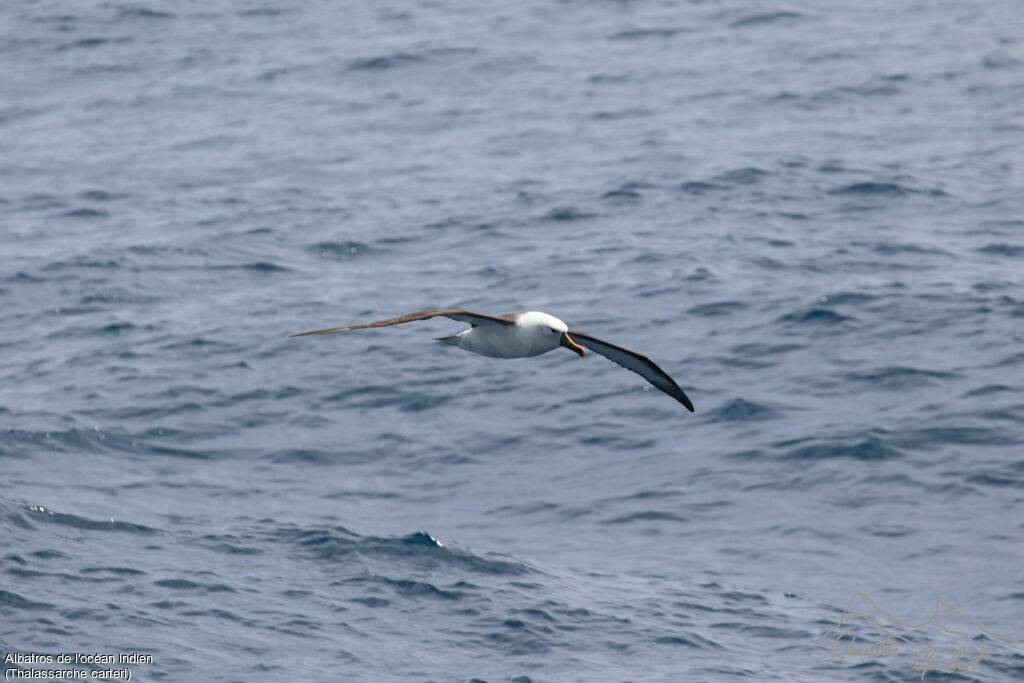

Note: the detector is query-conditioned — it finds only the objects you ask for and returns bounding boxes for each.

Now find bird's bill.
[560,332,586,357]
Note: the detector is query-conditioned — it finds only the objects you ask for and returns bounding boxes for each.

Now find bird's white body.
[439,311,567,358]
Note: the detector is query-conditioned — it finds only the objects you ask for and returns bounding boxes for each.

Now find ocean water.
[2,1,1023,681]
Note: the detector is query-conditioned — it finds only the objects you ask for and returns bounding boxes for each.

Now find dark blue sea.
[2,2,1023,681]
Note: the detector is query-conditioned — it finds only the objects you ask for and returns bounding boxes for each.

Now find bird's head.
[519,311,585,357]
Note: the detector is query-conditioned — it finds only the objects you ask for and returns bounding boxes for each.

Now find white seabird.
[292,309,694,411]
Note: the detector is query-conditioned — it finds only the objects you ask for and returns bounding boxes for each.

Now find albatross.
[292,309,694,411]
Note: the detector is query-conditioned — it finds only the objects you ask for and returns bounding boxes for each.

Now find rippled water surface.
[2,1,1023,681]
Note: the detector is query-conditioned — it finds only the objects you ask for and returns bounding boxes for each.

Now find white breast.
[448,314,563,359]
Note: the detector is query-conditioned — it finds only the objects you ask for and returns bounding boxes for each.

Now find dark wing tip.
[570,329,695,412]
[661,379,694,412]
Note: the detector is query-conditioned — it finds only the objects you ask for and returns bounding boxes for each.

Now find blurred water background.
[2,1,1023,681]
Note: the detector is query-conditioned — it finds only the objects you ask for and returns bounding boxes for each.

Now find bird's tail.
[436,335,460,346]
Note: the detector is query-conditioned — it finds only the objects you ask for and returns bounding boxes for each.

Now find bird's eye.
[549,328,558,333]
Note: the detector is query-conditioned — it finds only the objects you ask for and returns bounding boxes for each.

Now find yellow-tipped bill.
[560,332,586,357]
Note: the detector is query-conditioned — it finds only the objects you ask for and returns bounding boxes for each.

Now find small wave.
[178,607,248,623]
[159,336,232,351]
[212,261,290,273]
[749,256,785,270]
[350,596,389,608]
[274,526,530,576]
[237,8,294,17]
[590,108,652,121]
[80,566,146,576]
[3,425,207,461]
[192,534,265,556]
[42,256,122,271]
[309,240,372,259]
[728,342,804,359]
[977,243,1024,258]
[962,384,1013,398]
[892,426,1021,449]
[862,524,914,538]
[320,384,453,413]
[705,398,778,422]
[61,207,109,219]
[679,180,723,194]
[600,189,642,202]
[268,448,343,465]
[870,241,951,256]
[816,291,878,306]
[587,73,631,85]
[600,186,644,202]
[152,577,234,593]
[348,53,424,71]
[982,51,1020,69]
[78,190,128,202]
[651,633,718,648]
[601,510,688,525]
[20,193,68,211]
[44,320,144,340]
[346,574,462,601]
[775,434,902,461]
[713,167,769,186]
[57,37,127,51]
[542,206,596,221]
[1,428,112,458]
[605,489,683,504]
[991,351,1024,368]
[225,386,302,404]
[817,160,847,173]
[25,506,159,535]
[0,590,54,611]
[154,578,201,590]
[965,473,1023,489]
[730,11,804,28]
[1,499,34,530]
[687,301,745,317]
[5,271,44,283]
[152,385,219,401]
[813,82,905,102]
[833,181,907,196]
[101,321,135,335]
[829,182,948,197]
[608,27,690,40]
[844,366,956,388]
[486,500,559,517]
[118,8,175,19]
[778,307,853,324]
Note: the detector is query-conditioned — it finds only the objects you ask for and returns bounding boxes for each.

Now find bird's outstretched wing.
[567,330,694,411]
[292,308,516,337]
